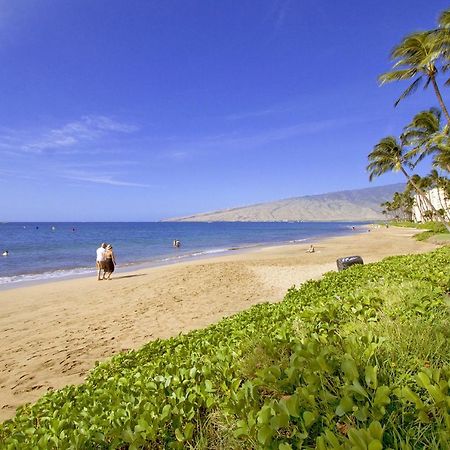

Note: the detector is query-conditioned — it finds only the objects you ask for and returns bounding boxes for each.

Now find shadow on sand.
[110,273,147,280]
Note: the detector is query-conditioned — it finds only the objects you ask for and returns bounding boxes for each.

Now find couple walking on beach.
[96,243,116,280]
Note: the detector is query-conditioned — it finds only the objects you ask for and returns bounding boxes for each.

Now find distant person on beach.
[306,244,315,253]
[103,244,116,280]
[173,240,181,248]
[96,243,107,281]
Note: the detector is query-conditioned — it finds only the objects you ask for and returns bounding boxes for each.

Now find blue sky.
[0,0,449,221]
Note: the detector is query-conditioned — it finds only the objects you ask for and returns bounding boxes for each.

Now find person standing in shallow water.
[96,243,107,280]
[103,244,116,280]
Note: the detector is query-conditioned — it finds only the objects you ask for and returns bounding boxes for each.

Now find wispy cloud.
[62,170,153,188]
[0,115,138,154]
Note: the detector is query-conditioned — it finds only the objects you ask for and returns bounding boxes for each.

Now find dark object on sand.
[336,256,363,271]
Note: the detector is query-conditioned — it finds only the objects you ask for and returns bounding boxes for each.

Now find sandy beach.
[0,226,439,422]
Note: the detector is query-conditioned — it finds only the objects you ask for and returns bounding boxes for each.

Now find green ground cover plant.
[390,221,449,241]
[1,247,449,449]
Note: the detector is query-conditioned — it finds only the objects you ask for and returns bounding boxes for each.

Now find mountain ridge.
[163,183,405,222]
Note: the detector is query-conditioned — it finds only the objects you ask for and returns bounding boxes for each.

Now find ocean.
[0,221,367,286]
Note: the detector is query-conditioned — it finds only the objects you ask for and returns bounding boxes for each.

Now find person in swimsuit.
[103,244,116,280]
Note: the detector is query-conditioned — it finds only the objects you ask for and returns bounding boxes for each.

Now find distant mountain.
[164,184,405,222]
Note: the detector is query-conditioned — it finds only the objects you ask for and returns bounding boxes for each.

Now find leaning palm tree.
[428,169,450,220]
[434,10,450,70]
[402,108,441,159]
[433,143,450,172]
[404,178,426,221]
[367,136,450,231]
[402,108,450,173]
[379,31,450,125]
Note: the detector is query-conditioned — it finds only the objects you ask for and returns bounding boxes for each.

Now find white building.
[412,187,450,222]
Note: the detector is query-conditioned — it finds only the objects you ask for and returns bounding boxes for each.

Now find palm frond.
[441,62,450,73]
[378,69,417,85]
[439,10,450,29]
[394,77,422,106]
[367,136,405,181]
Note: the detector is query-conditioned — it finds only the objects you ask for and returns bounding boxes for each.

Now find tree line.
[367,9,450,231]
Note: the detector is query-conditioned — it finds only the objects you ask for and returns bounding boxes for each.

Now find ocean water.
[0,222,366,286]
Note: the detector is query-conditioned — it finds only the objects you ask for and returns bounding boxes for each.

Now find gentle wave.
[0,246,243,286]
[0,267,95,285]
[0,241,300,286]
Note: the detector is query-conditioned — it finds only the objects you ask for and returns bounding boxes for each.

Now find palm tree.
[402,108,450,173]
[379,31,450,125]
[402,108,441,159]
[367,136,450,231]
[428,169,450,220]
[434,10,450,71]
[406,176,426,221]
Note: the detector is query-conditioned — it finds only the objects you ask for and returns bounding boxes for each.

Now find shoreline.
[0,226,437,422]
[0,226,367,291]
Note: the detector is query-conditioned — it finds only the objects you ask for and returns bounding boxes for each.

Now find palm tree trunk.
[436,184,446,218]
[401,167,450,231]
[431,76,450,126]
[438,186,450,221]
[418,196,427,221]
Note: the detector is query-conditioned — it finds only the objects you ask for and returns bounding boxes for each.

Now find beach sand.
[0,226,439,422]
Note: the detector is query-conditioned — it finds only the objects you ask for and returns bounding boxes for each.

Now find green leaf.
[368,440,383,450]
[184,422,194,440]
[349,380,368,398]
[374,386,390,407]
[279,444,293,450]
[416,372,431,388]
[257,405,273,425]
[232,422,249,438]
[324,429,341,447]
[398,386,423,408]
[365,365,378,390]
[270,412,289,430]
[303,411,316,428]
[285,394,300,418]
[425,384,445,403]
[206,396,215,408]
[175,428,184,442]
[354,404,369,421]
[336,396,354,416]
[204,379,215,393]
[257,425,273,445]
[348,428,368,448]
[342,358,359,381]
[418,410,431,424]
[368,421,384,440]
[160,404,172,421]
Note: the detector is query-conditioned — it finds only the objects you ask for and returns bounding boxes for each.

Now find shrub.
[1,248,449,449]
